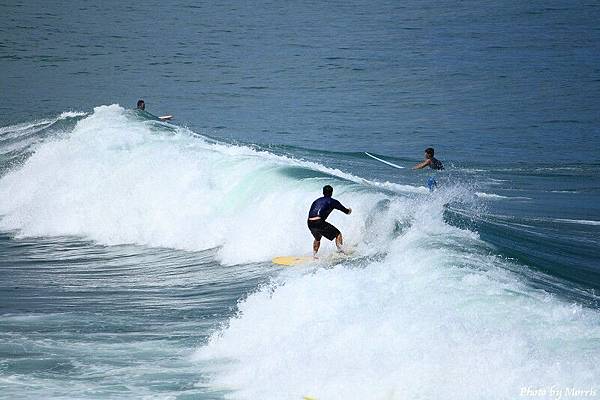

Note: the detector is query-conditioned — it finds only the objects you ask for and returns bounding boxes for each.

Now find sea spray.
[195,193,600,400]
[0,105,403,264]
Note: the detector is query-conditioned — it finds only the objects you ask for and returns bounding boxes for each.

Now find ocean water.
[1,1,600,399]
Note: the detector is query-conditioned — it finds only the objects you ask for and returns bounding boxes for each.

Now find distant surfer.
[413,147,444,191]
[307,185,352,256]
[136,99,172,121]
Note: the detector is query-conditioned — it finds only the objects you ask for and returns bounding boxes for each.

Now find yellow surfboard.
[272,249,356,267]
[271,256,316,266]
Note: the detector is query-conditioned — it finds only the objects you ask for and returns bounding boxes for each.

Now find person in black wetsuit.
[307,185,352,256]
[413,147,444,191]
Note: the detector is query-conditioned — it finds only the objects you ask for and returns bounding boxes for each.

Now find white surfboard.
[364,152,405,169]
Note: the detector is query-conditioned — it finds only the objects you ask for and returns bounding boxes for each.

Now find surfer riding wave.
[307,185,352,256]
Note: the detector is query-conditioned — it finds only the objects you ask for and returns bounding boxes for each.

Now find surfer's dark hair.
[137,99,145,109]
[323,185,333,197]
[425,147,435,156]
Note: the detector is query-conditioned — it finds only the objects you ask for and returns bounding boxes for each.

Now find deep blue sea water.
[1,1,600,399]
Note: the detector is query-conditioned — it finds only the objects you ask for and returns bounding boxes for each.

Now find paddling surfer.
[136,99,172,121]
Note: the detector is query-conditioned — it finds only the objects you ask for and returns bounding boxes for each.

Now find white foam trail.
[554,219,600,226]
[476,192,532,200]
[460,168,487,173]
[0,120,52,136]
[476,192,508,199]
[0,110,86,137]
[0,111,88,157]
[195,197,600,399]
[58,111,87,119]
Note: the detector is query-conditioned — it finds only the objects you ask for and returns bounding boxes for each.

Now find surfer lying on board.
[413,147,444,191]
[307,185,352,256]
[136,99,173,121]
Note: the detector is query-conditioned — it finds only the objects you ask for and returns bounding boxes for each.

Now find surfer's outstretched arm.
[413,159,431,169]
[333,200,352,214]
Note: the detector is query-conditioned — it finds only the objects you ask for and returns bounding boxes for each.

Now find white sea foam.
[0,105,399,264]
[58,111,88,119]
[476,192,532,200]
[554,219,600,226]
[476,192,509,199]
[0,110,86,137]
[0,120,51,136]
[0,111,88,158]
[195,196,600,399]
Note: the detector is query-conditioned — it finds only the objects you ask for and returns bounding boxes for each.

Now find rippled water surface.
[1,1,599,399]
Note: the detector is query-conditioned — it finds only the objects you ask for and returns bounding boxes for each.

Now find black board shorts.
[307,219,340,241]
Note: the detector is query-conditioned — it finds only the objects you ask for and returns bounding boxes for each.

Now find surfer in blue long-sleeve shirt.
[307,185,352,256]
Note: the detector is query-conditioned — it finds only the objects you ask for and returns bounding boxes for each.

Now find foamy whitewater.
[1,106,598,399]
